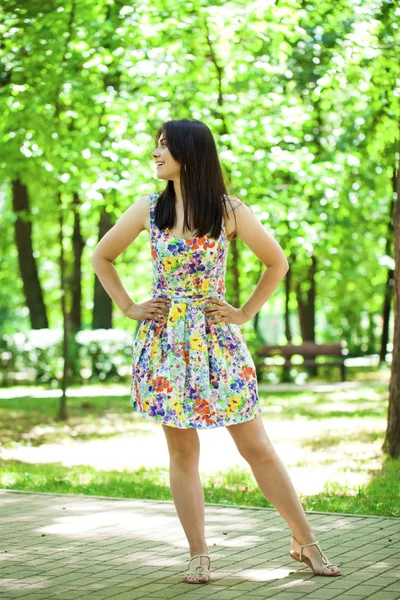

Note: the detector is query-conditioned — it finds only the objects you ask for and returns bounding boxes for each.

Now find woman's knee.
[240,443,278,464]
[162,424,200,464]
[226,417,277,463]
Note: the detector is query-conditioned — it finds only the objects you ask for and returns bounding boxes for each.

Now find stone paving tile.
[366,595,400,600]
[1,489,400,600]
[44,593,85,599]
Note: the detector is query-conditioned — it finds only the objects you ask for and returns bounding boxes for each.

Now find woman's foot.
[183,554,211,583]
[290,535,341,576]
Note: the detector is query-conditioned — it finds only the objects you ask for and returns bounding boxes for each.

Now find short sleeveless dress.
[129,191,262,429]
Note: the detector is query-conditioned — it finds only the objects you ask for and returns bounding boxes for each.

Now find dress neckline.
[165,227,212,243]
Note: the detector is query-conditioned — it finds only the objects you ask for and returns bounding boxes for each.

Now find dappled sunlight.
[273,386,385,405]
[213,535,266,547]
[0,412,154,447]
[307,401,382,414]
[40,509,180,536]
[269,576,316,589]
[352,369,391,384]
[1,488,398,597]
[0,383,392,504]
[270,418,385,494]
[0,431,167,472]
[233,567,297,581]
[289,465,373,495]
[0,384,130,400]
[262,386,387,420]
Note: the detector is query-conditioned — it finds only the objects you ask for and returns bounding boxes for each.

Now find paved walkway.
[0,490,399,600]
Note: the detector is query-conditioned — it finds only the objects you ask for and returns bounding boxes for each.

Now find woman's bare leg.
[226,415,340,574]
[162,424,209,563]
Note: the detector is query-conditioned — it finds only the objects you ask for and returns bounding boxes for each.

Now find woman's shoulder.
[136,191,160,208]
[224,194,247,215]
[223,195,248,241]
[140,191,159,199]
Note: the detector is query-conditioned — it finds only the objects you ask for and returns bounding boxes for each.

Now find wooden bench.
[254,341,348,382]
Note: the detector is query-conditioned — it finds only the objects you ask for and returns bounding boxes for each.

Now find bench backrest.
[257,341,347,358]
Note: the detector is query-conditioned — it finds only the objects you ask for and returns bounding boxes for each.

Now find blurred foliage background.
[0,0,398,386]
[1,0,400,509]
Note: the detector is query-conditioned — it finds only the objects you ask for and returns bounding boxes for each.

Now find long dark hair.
[153,118,239,241]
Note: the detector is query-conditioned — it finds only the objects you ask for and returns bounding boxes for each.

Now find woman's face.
[152,135,181,180]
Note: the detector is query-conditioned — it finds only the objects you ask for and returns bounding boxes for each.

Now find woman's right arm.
[90,194,149,315]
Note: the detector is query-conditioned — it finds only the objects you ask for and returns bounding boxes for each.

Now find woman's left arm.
[232,201,289,321]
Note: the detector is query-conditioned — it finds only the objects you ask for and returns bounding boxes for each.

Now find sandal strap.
[186,554,211,579]
[304,542,329,564]
[292,537,329,562]
[302,541,327,562]
[293,537,321,549]
[291,536,338,574]
[190,554,210,560]
[188,554,211,572]
[299,540,320,548]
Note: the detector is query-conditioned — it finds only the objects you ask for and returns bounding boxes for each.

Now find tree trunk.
[229,236,240,309]
[92,208,113,329]
[281,255,295,382]
[380,191,395,364]
[296,254,317,342]
[295,255,317,378]
[383,149,400,457]
[285,255,294,343]
[12,179,48,329]
[70,191,84,333]
[379,268,393,363]
[57,191,69,421]
[368,312,377,355]
[253,259,264,337]
[67,191,85,382]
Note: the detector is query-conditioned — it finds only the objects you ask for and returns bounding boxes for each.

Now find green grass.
[1,455,399,517]
[0,393,148,446]
[0,377,399,517]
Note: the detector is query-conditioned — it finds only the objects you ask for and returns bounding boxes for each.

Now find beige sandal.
[290,536,341,576]
[183,554,211,583]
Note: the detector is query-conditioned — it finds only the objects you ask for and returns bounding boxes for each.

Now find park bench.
[254,341,348,382]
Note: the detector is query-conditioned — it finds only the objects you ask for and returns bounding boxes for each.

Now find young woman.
[91,118,341,584]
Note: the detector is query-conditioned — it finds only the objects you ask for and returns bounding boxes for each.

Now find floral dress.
[130,191,262,429]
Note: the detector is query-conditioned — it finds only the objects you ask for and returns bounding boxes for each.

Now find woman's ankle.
[292,528,317,545]
[189,546,209,557]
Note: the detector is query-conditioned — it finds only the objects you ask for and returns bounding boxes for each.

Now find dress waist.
[151,290,224,307]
